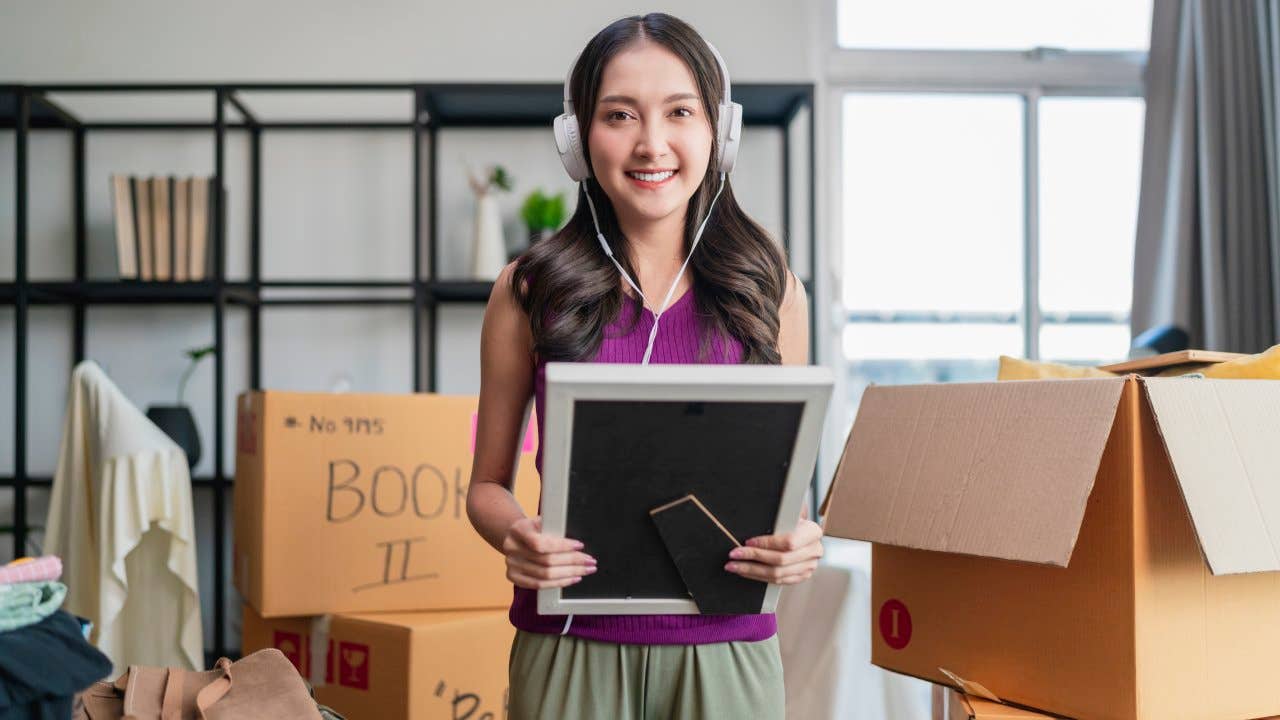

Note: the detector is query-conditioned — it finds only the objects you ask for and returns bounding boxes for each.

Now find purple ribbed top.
[508,286,778,645]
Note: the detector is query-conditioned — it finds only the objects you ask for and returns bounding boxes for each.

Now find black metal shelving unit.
[2,81,817,661]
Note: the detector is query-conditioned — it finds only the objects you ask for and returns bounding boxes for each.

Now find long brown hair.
[511,13,788,364]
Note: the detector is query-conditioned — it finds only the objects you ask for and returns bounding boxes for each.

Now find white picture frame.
[537,362,833,616]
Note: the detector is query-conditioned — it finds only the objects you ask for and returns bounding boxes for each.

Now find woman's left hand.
[725,518,824,585]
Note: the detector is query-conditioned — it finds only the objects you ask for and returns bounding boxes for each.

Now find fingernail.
[585,557,597,566]
[571,576,583,583]
[724,562,737,572]
[728,548,745,559]
[585,566,598,574]
[571,541,584,550]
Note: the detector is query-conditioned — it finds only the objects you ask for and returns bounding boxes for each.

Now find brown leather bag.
[75,648,321,720]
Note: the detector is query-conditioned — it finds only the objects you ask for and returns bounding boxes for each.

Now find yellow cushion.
[997,355,1119,381]
[1202,344,1280,379]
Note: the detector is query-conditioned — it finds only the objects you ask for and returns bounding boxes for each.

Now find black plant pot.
[147,404,201,470]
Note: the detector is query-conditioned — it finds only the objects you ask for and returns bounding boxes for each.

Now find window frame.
[828,43,1146,361]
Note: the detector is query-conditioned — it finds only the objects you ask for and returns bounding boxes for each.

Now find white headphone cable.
[583,171,728,364]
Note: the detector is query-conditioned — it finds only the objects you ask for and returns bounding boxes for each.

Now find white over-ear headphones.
[552,40,743,181]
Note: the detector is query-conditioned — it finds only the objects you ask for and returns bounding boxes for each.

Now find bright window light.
[838,0,1154,51]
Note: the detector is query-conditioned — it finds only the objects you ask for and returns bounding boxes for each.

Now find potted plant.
[146,344,215,469]
[520,189,567,247]
[467,164,513,280]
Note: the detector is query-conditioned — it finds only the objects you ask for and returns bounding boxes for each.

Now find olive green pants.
[507,630,785,720]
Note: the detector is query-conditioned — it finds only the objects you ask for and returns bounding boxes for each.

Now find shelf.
[15,280,432,306]
[3,82,814,129]
[428,280,494,302]
[420,82,811,127]
[0,90,77,130]
[25,281,258,305]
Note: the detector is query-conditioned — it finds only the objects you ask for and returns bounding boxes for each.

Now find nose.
[634,117,671,160]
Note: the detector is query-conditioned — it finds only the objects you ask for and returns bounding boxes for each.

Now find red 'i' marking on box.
[879,599,913,650]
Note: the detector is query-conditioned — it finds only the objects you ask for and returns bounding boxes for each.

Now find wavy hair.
[511,12,789,364]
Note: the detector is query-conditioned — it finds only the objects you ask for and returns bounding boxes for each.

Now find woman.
[465,12,822,719]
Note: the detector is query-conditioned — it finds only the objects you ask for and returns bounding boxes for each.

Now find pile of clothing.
[0,555,112,719]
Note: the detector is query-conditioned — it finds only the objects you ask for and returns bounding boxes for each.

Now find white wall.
[0,0,829,655]
[0,1,819,83]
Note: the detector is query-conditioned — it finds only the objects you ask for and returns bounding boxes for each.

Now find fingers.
[726,521,824,585]
[502,516,597,590]
[506,568,586,590]
[725,558,819,585]
[508,555,597,580]
[508,518,585,555]
[727,541,823,568]
[743,519,824,552]
[505,550,596,572]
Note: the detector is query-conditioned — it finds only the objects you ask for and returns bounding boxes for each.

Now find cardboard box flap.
[1141,377,1280,575]
[823,378,1126,566]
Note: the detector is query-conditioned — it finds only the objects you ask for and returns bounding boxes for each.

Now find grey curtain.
[1131,0,1280,353]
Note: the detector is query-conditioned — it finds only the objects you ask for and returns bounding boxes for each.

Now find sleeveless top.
[508,286,778,645]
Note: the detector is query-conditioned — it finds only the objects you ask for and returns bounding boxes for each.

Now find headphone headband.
[561,40,733,113]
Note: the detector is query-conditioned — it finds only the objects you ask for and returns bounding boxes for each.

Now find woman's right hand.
[502,516,598,589]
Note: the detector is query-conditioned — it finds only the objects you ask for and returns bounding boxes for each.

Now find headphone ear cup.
[553,113,591,181]
[716,101,744,174]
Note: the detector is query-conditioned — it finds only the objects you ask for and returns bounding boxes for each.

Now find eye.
[605,110,631,121]
[672,107,694,118]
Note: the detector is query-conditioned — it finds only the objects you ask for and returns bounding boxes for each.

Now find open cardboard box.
[823,360,1280,720]
[938,685,1060,719]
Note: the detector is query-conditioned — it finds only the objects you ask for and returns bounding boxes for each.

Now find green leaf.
[541,193,566,228]
[520,190,546,229]
[490,166,513,192]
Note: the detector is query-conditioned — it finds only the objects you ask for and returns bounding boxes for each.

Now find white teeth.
[627,170,675,182]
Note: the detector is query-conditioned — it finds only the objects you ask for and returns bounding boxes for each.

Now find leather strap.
[160,668,184,720]
[194,657,234,717]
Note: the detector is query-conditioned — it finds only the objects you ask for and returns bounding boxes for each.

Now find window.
[838,0,1153,51]
[832,1,1150,412]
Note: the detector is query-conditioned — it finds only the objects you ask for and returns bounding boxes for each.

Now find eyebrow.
[598,92,700,105]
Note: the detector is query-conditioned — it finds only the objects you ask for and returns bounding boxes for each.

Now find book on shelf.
[132,176,153,281]
[109,174,220,282]
[151,176,172,281]
[189,176,209,281]
[109,174,137,279]
[173,177,190,282]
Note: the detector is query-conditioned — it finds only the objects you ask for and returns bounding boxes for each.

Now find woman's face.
[587,41,714,230]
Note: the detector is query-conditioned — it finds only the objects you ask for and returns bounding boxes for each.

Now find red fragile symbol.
[273,631,304,672]
[338,641,370,690]
[879,598,912,650]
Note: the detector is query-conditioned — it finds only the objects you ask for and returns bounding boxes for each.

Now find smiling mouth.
[625,169,678,186]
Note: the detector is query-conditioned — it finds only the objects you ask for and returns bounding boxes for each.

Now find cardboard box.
[242,604,511,720]
[823,375,1280,720]
[937,685,1280,720]
[942,687,1056,719]
[235,391,539,617]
